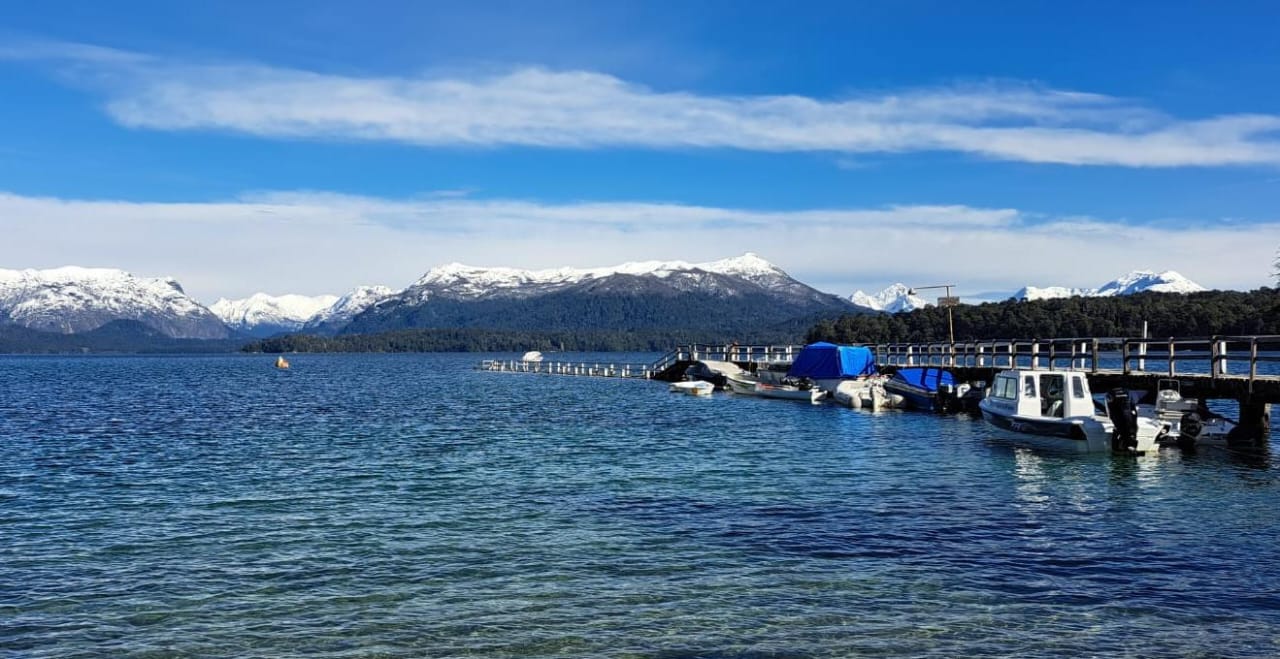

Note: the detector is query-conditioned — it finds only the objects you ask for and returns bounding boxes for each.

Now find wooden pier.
[479,335,1280,433]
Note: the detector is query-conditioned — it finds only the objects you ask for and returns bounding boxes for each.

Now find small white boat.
[521,351,544,363]
[724,372,761,395]
[832,376,903,410]
[669,380,714,397]
[979,368,1161,454]
[275,355,290,370]
[754,381,825,404]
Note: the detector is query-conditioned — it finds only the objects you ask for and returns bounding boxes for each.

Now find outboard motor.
[938,383,956,414]
[1106,388,1137,452]
[1179,412,1203,449]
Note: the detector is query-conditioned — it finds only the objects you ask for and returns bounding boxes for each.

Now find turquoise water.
[3,353,1280,657]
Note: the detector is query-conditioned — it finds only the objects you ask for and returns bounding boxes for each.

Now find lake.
[3,353,1279,657]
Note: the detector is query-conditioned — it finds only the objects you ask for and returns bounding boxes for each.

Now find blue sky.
[1,1,1277,301]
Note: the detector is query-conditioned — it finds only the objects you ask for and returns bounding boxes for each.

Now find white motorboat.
[754,380,825,404]
[669,380,714,397]
[521,351,544,362]
[1135,380,1238,448]
[979,368,1161,454]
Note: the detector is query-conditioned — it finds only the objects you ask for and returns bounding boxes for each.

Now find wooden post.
[1091,338,1099,374]
[1031,340,1039,370]
[1251,339,1259,395]
[1122,340,1131,375]
[1168,337,1176,377]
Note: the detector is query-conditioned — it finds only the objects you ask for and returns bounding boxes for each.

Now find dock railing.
[479,343,806,380]
[876,335,1280,390]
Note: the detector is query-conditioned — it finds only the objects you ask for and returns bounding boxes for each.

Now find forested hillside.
[807,289,1280,344]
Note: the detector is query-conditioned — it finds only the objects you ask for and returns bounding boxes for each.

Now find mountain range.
[0,267,232,339]
[209,286,393,337]
[0,259,1212,349]
[850,270,1206,313]
[341,253,856,336]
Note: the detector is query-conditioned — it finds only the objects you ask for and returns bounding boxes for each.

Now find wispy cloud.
[6,41,1280,167]
[0,190,1272,301]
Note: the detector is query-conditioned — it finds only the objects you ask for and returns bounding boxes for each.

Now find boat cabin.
[987,369,1095,419]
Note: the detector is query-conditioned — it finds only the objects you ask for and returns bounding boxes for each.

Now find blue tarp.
[787,342,878,379]
[890,367,955,392]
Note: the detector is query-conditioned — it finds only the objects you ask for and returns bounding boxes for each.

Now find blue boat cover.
[890,367,955,391]
[787,342,878,379]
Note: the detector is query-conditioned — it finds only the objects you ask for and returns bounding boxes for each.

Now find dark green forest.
[242,327,803,353]
[807,288,1280,344]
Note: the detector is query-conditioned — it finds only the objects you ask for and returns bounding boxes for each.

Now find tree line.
[806,288,1280,345]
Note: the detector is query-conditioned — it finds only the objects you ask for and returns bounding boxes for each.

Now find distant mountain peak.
[1016,269,1205,301]
[849,283,929,313]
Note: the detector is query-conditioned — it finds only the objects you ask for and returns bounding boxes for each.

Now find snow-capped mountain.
[0,266,231,338]
[212,286,395,337]
[403,253,799,301]
[303,285,394,333]
[342,253,857,336]
[1016,270,1205,301]
[849,283,930,313]
[210,293,340,337]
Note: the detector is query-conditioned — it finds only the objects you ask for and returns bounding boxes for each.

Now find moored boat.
[754,380,825,404]
[683,359,746,390]
[786,342,878,393]
[979,368,1161,454]
[724,371,761,395]
[883,367,952,411]
[669,380,714,397]
[1135,380,1240,449]
[832,375,903,410]
[521,351,544,363]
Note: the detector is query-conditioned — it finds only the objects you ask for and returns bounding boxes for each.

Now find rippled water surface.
[3,353,1280,657]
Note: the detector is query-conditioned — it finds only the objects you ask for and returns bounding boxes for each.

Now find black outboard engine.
[1106,388,1137,452]
[937,383,956,414]
[1179,412,1203,449]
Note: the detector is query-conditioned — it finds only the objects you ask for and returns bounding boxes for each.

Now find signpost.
[909,284,959,362]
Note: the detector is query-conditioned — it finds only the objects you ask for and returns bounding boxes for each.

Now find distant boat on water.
[275,355,290,370]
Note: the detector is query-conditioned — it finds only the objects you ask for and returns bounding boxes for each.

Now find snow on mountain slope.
[210,293,339,335]
[1016,270,1205,301]
[849,283,929,313]
[305,285,394,329]
[852,270,1206,311]
[407,252,791,300]
[0,266,231,338]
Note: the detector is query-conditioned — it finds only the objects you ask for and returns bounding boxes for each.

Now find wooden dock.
[479,335,1280,432]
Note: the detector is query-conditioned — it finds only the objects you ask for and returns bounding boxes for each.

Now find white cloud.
[8,41,1280,167]
[0,190,1272,303]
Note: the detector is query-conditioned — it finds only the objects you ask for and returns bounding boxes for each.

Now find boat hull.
[882,380,938,411]
[980,403,1113,452]
[754,382,824,404]
[669,381,714,397]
